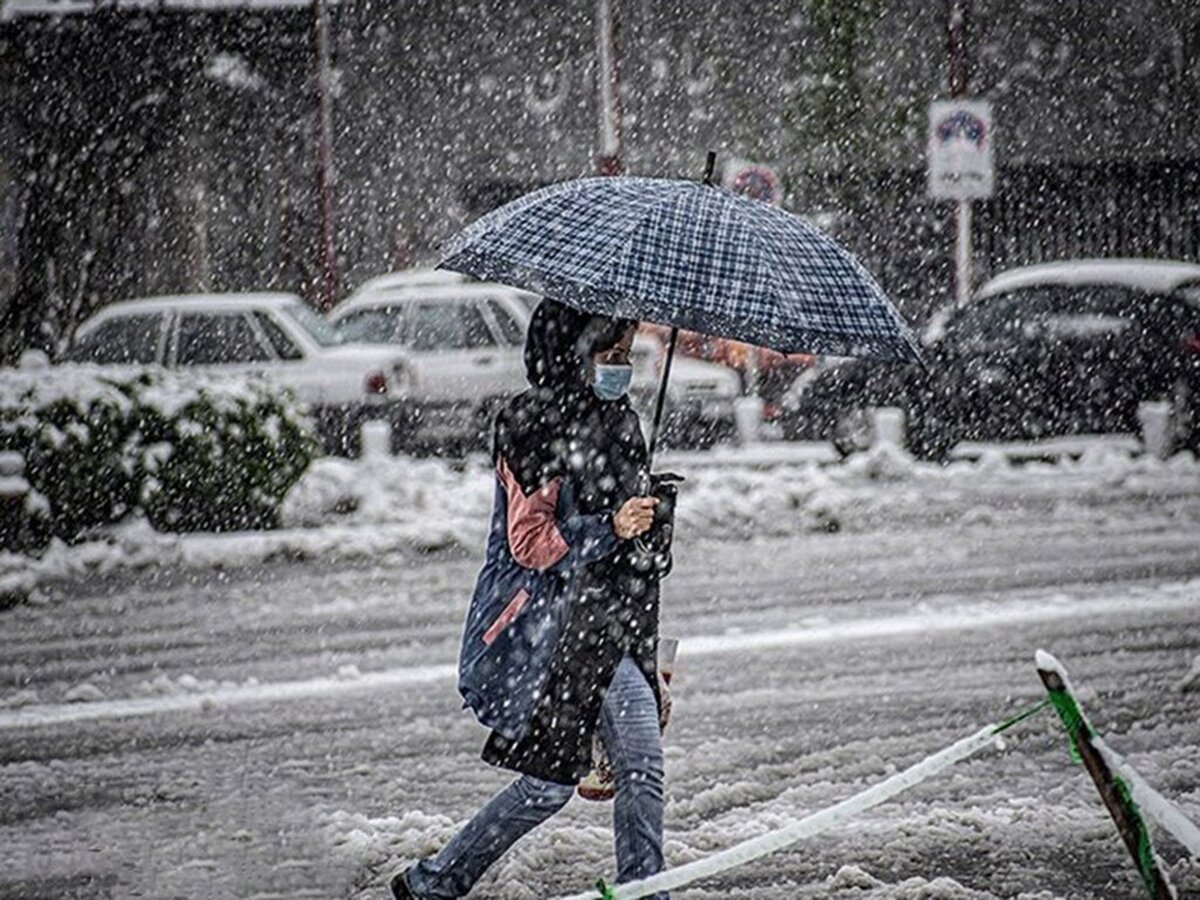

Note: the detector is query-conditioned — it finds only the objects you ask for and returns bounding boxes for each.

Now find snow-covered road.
[1,449,1199,899]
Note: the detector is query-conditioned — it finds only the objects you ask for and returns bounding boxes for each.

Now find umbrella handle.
[645,326,679,473]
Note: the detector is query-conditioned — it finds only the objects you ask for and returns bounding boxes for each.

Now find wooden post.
[312,0,339,312]
[1036,652,1176,899]
[595,0,623,176]
[947,0,971,308]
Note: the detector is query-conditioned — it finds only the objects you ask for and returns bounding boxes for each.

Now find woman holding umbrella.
[393,162,918,898]
[392,299,676,900]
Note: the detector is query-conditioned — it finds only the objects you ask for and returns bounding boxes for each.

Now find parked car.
[330,270,740,451]
[61,293,413,455]
[642,324,814,421]
[329,277,537,451]
[629,333,740,448]
[779,259,1200,458]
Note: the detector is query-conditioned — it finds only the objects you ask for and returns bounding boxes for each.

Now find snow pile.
[280,453,493,543]
[1179,656,1200,694]
[12,514,467,586]
[0,362,139,411]
[134,672,262,698]
[61,682,105,703]
[277,448,892,542]
[323,809,461,886]
[0,688,40,709]
[842,442,917,481]
[0,551,39,601]
[0,361,282,424]
[4,440,1197,596]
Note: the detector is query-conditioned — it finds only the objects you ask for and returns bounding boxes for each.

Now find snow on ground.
[1,441,1199,899]
[281,439,1200,543]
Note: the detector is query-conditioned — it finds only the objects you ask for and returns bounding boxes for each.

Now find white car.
[330,271,740,450]
[62,293,412,454]
[629,334,740,448]
[349,268,467,294]
[329,277,537,450]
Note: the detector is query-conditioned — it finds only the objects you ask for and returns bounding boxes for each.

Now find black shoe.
[389,869,415,900]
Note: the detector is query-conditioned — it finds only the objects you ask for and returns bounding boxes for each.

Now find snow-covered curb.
[4,441,1197,599]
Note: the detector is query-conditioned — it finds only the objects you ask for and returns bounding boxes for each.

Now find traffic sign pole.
[956,198,971,308]
[949,0,968,308]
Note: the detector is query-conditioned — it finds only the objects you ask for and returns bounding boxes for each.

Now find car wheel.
[778,408,802,441]
[907,406,954,462]
[388,411,417,456]
[316,408,361,458]
[686,419,720,450]
[1169,376,1196,452]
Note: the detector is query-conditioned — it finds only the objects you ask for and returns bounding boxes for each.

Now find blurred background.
[1,0,1199,475]
[1,0,1196,356]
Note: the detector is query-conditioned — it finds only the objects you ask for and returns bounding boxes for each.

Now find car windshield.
[283,301,342,347]
[946,285,1147,343]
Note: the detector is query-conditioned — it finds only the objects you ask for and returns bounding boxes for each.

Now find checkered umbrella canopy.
[440,176,921,363]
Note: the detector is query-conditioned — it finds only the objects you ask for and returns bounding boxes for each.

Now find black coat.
[479,300,673,784]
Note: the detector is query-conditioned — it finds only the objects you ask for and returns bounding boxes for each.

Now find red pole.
[948,0,968,98]
[313,0,339,312]
[595,0,623,176]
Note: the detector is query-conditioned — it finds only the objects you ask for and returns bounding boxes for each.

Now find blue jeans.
[407,655,666,899]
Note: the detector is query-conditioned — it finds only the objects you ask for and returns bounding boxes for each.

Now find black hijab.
[495,299,640,499]
[521,299,633,396]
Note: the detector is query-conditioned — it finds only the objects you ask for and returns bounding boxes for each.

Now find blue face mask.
[593,364,633,401]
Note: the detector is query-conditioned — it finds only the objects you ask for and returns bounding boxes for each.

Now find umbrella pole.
[646,326,679,468]
[644,153,714,475]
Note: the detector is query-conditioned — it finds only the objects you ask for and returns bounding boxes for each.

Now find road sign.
[723,159,781,206]
[927,99,993,199]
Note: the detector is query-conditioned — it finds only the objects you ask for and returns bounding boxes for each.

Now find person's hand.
[613,496,658,539]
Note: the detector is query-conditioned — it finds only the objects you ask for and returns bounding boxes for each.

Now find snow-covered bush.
[0,366,316,540]
[0,368,142,541]
[138,378,315,532]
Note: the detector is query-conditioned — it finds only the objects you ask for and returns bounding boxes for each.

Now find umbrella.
[439,153,921,459]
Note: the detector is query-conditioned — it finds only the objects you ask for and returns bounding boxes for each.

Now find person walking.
[391,298,675,900]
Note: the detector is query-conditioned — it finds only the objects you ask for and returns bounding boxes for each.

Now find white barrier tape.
[557,721,1004,900]
[1096,737,1200,860]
